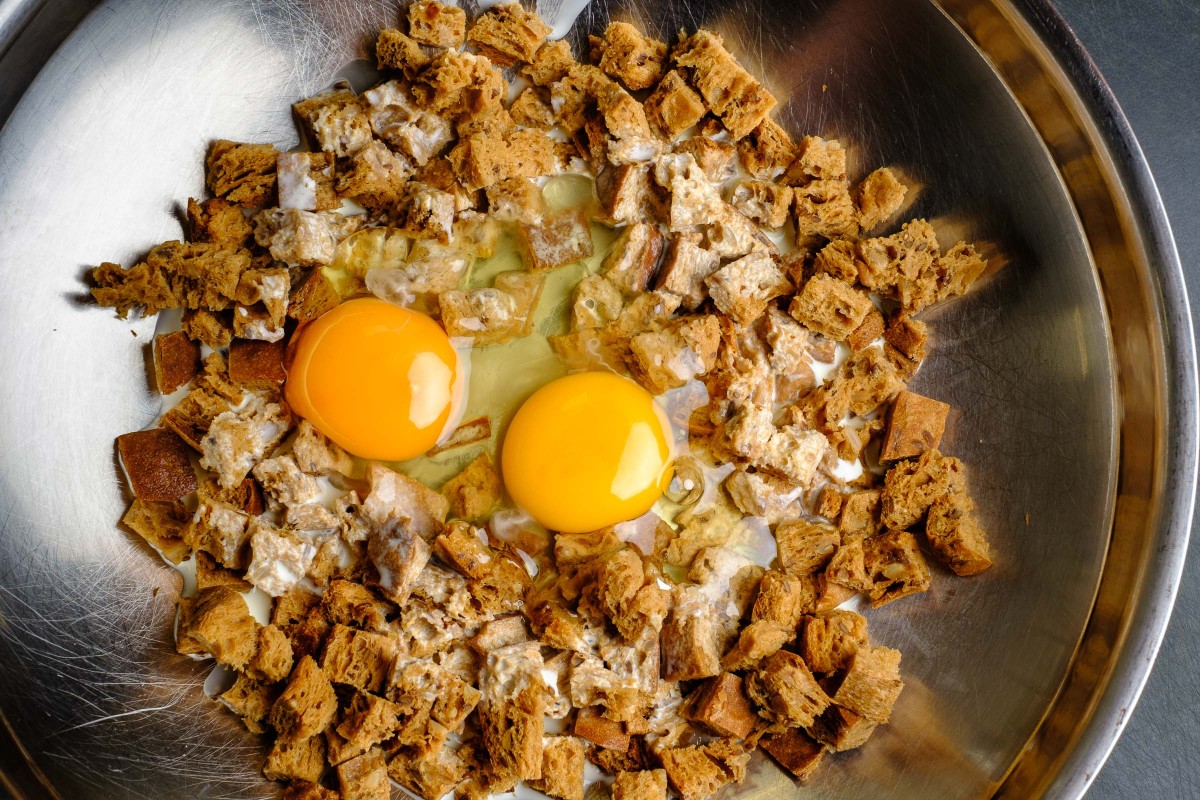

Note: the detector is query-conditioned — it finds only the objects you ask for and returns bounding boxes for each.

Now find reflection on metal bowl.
[0,0,1193,798]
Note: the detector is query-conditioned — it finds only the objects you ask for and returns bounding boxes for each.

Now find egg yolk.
[285,297,461,461]
[501,372,673,533]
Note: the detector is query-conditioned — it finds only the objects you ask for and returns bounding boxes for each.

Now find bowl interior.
[0,0,1117,797]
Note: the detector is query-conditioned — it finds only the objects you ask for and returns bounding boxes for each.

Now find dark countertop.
[1053,1,1200,796]
[0,1,1197,798]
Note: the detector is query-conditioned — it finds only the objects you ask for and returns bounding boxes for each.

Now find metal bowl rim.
[997,1,1198,796]
[0,0,1195,797]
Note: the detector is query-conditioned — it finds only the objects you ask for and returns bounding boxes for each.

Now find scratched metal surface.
[0,1,1192,799]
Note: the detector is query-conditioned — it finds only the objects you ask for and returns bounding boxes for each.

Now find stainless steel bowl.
[0,0,1193,798]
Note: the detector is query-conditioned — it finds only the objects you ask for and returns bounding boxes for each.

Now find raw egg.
[285,297,462,461]
[501,372,673,533]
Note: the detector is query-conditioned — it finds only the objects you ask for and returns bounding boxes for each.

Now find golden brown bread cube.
[321,579,392,631]
[926,491,993,576]
[884,312,928,364]
[832,645,904,724]
[206,139,278,206]
[263,734,327,783]
[228,339,286,391]
[595,163,659,227]
[857,166,908,230]
[674,136,737,184]
[881,390,950,462]
[221,673,277,734]
[117,428,197,501]
[270,654,338,741]
[186,197,253,246]
[321,624,398,693]
[288,269,340,323]
[704,251,791,326]
[449,129,559,192]
[786,135,847,183]
[574,707,629,751]
[848,308,886,351]
[414,50,505,122]
[471,614,530,653]
[881,448,965,529]
[811,238,860,283]
[293,89,372,159]
[750,569,818,628]
[166,241,252,310]
[337,747,390,800]
[510,87,556,130]
[730,179,793,229]
[467,2,550,66]
[177,587,260,669]
[282,781,340,800]
[334,139,414,212]
[522,39,575,86]
[660,599,724,681]
[801,347,905,432]
[90,260,175,319]
[809,704,878,751]
[655,232,720,310]
[737,118,799,179]
[858,220,988,312]
[292,420,354,477]
[517,209,594,271]
[434,520,494,580]
[824,534,870,592]
[337,691,402,753]
[376,28,430,75]
[774,519,841,575]
[548,63,613,133]
[592,22,668,91]
[154,331,200,395]
[721,618,792,673]
[862,530,931,606]
[659,746,731,800]
[643,70,706,140]
[570,276,621,333]
[800,610,869,673]
[439,270,546,346]
[839,489,883,537]
[816,486,844,521]
[195,545,251,591]
[672,29,776,139]
[407,0,467,47]
[627,315,721,396]
[527,598,587,651]
[687,673,759,740]
[122,498,191,564]
[793,179,859,239]
[528,735,586,800]
[276,151,337,211]
[486,177,547,224]
[602,222,665,297]
[745,650,830,728]
[613,769,668,800]
[249,624,296,683]
[760,729,825,781]
[159,388,231,453]
[388,659,482,732]
[478,649,546,783]
[387,741,469,800]
[182,308,234,348]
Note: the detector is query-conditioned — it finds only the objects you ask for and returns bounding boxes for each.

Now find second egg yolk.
[285,298,461,461]
[501,372,673,533]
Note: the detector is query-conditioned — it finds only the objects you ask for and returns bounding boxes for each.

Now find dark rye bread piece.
[117,428,197,500]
